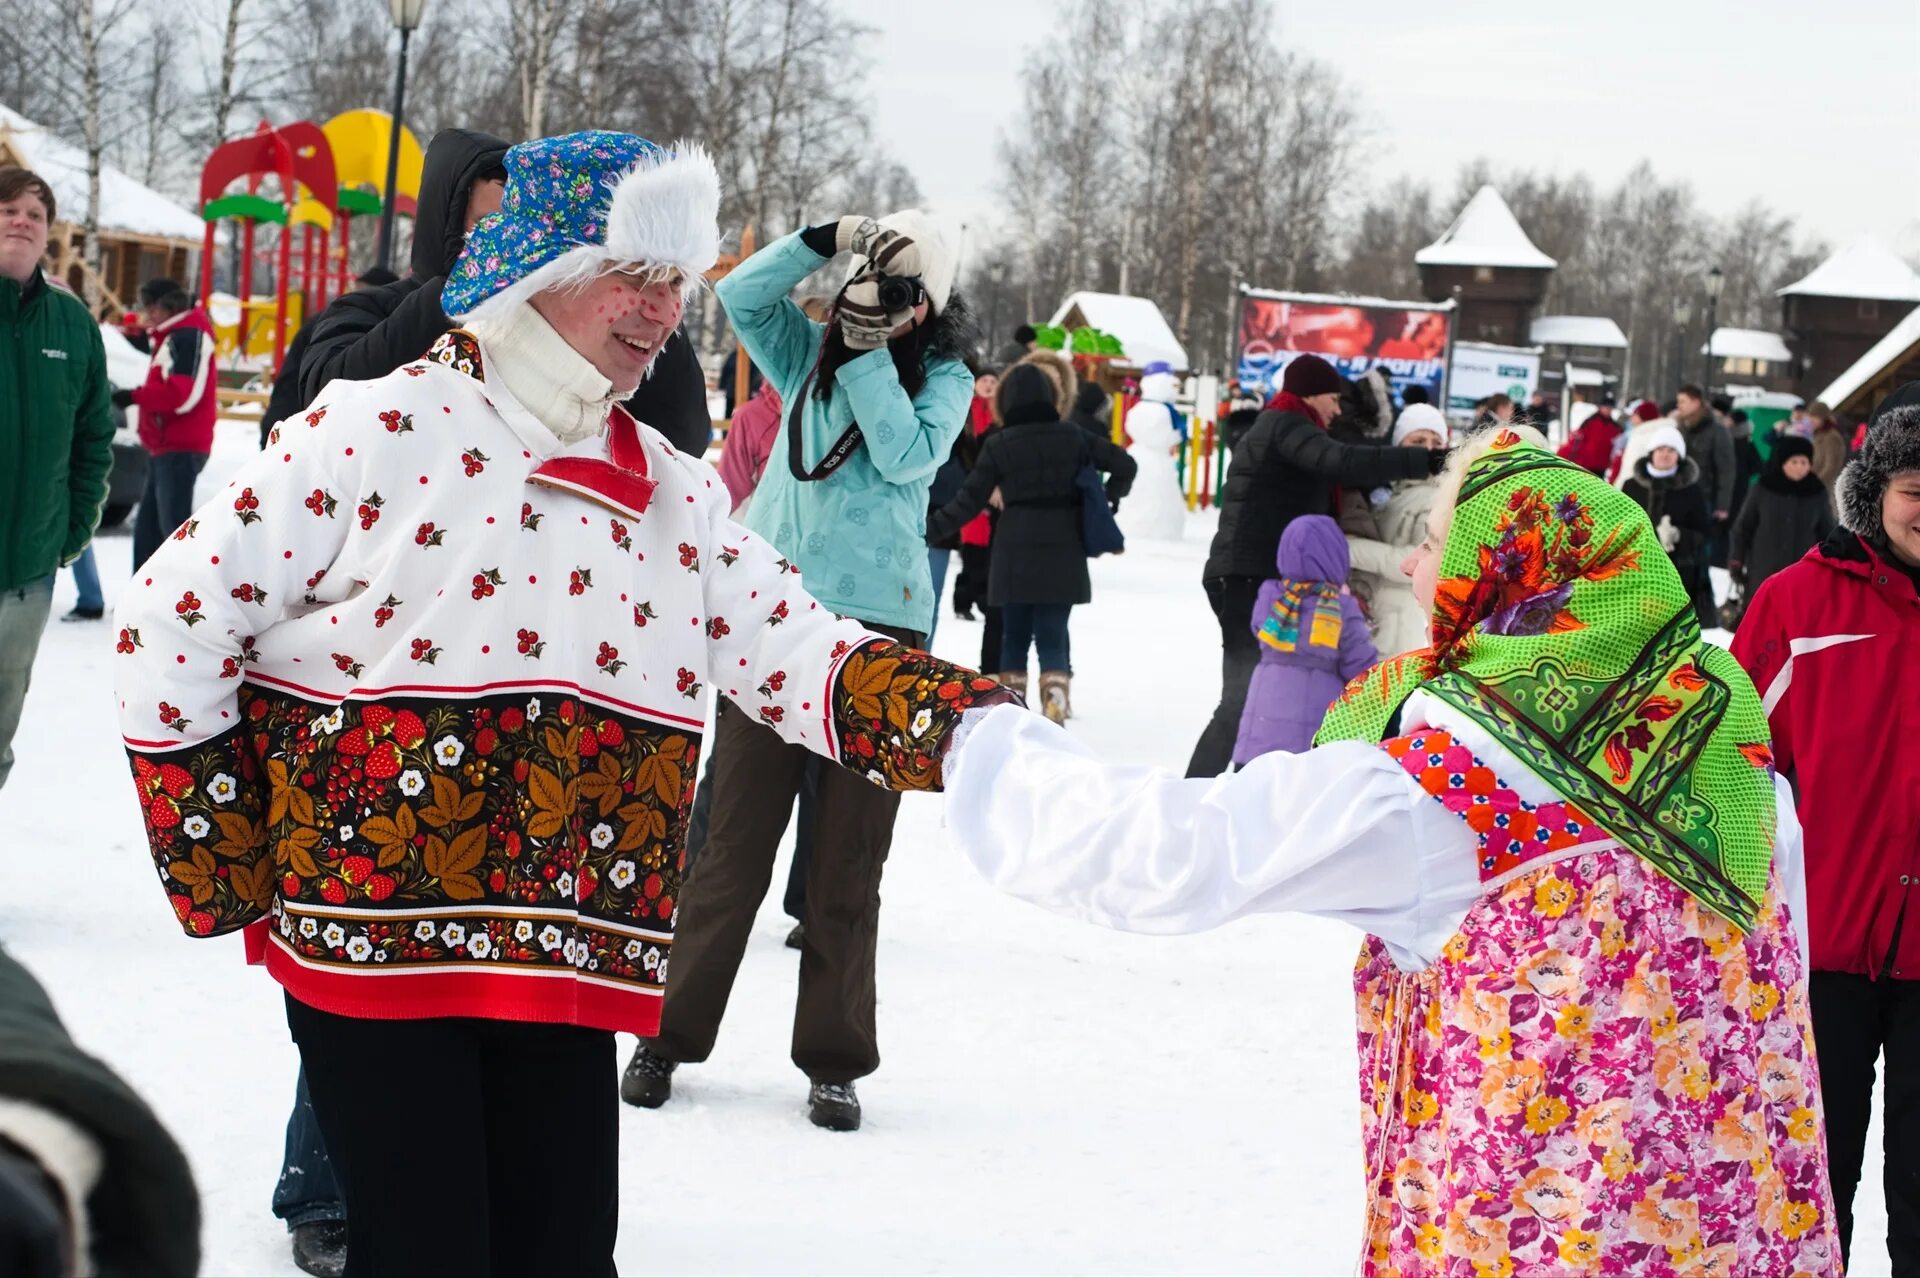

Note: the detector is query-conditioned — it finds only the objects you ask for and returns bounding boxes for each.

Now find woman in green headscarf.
[943,427,1841,1276]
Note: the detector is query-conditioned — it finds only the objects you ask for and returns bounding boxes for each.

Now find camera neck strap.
[787,304,866,482]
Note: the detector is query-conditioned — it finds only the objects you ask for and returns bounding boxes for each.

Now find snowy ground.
[1,419,1891,1274]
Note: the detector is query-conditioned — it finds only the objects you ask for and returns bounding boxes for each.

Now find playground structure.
[196,111,422,376]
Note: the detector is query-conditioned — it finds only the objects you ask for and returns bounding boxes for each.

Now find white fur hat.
[443,131,721,323]
[1391,402,1449,447]
[847,208,959,315]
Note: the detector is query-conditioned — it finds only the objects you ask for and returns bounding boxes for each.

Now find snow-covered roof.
[1777,236,1920,302]
[1566,366,1610,387]
[1816,303,1920,411]
[1049,291,1189,370]
[1530,315,1627,349]
[1415,186,1556,270]
[0,104,203,242]
[1703,328,1793,362]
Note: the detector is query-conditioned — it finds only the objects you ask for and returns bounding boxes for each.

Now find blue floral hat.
[442,130,721,321]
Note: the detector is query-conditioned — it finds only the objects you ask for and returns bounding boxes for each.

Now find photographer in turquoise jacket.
[624,212,979,1132]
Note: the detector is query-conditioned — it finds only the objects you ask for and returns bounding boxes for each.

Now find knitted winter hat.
[1768,434,1814,464]
[1643,422,1688,460]
[1837,381,1920,546]
[1281,354,1344,398]
[1391,402,1449,447]
[1632,400,1662,424]
[846,208,959,315]
[442,131,720,322]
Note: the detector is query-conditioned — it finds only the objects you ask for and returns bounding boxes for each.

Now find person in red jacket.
[1556,394,1623,475]
[1730,380,1920,1272]
[114,278,216,570]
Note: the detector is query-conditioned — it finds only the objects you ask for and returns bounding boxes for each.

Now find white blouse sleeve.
[1773,774,1811,962]
[943,706,1483,966]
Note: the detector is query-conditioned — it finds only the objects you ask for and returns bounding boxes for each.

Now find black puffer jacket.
[1203,398,1435,581]
[1623,457,1713,579]
[296,129,712,455]
[1730,441,1836,596]
[927,365,1136,606]
[0,945,198,1277]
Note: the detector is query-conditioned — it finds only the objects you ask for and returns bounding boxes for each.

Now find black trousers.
[649,624,920,1083]
[1185,576,1263,778]
[1808,970,1920,1274]
[286,995,618,1278]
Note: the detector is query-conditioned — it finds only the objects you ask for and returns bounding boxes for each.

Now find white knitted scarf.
[467,303,621,445]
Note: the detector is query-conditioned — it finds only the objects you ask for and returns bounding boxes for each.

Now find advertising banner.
[1447,342,1542,417]
[1235,291,1450,406]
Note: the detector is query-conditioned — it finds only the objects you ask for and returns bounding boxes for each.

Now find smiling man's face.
[530,267,687,395]
[0,189,51,284]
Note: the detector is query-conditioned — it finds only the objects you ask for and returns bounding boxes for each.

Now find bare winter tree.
[507,0,571,137]
[58,0,140,305]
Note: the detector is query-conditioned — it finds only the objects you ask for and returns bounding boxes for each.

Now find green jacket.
[1,268,114,593]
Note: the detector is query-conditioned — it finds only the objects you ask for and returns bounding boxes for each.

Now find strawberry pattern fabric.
[115,330,984,1035]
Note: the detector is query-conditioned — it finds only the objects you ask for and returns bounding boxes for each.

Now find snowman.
[1118,361,1188,542]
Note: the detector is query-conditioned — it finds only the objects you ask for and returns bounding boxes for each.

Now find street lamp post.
[375,0,429,274]
[1701,265,1724,392]
[1671,297,1692,395]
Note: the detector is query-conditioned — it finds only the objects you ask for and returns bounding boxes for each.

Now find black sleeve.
[799,223,839,258]
[299,280,452,405]
[260,324,315,437]
[165,326,202,372]
[1266,413,1432,486]
[1671,484,1714,532]
[1090,434,1137,502]
[926,440,1001,545]
[1729,494,1759,564]
[623,329,712,456]
[0,945,200,1278]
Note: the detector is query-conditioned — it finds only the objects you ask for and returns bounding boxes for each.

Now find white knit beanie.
[846,208,959,315]
[1391,402,1449,447]
[1643,421,1688,460]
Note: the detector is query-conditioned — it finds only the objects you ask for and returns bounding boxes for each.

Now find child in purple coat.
[1232,515,1379,764]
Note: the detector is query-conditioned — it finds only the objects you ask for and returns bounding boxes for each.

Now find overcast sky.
[850,0,1920,275]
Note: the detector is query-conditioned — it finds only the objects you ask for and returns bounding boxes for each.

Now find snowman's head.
[1139,361,1178,404]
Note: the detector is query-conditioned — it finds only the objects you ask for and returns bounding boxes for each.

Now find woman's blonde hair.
[1425,423,1552,536]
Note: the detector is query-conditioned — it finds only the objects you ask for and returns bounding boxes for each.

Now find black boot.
[785,922,805,950]
[61,605,103,622]
[289,1221,347,1278]
[620,1042,676,1109]
[808,1081,861,1132]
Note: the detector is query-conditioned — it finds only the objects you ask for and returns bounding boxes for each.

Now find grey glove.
[833,215,924,280]
[837,277,912,352]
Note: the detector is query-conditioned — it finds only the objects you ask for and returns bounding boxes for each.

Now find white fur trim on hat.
[1392,402,1449,447]
[847,208,959,315]
[1643,422,1688,460]
[452,143,721,325]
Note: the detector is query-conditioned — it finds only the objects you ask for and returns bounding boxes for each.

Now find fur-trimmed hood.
[1837,384,1920,546]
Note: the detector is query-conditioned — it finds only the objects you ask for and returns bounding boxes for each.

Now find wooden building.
[0,104,202,317]
[1416,186,1555,345]
[1778,238,1920,400]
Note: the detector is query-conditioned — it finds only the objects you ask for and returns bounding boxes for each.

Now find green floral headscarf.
[1317,429,1777,930]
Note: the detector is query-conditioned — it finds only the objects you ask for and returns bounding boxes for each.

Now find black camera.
[876,275,925,313]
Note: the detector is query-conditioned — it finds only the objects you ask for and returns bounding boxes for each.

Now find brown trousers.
[648,625,919,1083]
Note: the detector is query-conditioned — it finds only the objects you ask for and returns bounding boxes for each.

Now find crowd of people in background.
[5,118,1920,1274]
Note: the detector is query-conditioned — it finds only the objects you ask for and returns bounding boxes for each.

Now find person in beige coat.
[1341,403,1448,657]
